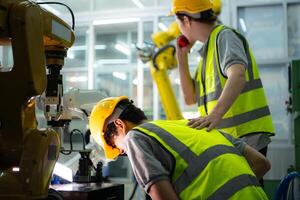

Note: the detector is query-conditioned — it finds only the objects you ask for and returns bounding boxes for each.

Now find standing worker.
[173,0,275,168]
[89,96,270,200]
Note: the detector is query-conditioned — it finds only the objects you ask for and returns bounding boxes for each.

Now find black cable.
[129,182,139,200]
[81,109,89,117]
[37,2,75,30]
[60,129,73,155]
[152,44,176,70]
[60,129,86,155]
[85,129,91,144]
[70,129,86,150]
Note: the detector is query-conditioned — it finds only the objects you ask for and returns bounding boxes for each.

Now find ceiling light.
[71,45,86,51]
[69,45,107,51]
[93,18,140,26]
[12,167,20,172]
[67,76,87,82]
[239,18,247,33]
[115,43,131,56]
[95,45,107,50]
[158,22,168,31]
[133,78,138,85]
[68,52,75,59]
[131,0,144,8]
[113,72,127,80]
[96,59,130,65]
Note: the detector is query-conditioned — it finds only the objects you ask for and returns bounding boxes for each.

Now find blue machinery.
[274,172,299,200]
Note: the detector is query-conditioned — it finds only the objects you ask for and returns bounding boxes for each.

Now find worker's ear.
[113,119,125,132]
[183,15,192,27]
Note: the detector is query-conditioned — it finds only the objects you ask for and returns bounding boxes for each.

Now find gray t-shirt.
[198,27,248,77]
[124,129,246,193]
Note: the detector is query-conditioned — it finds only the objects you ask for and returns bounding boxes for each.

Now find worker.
[89,96,271,200]
[173,0,275,175]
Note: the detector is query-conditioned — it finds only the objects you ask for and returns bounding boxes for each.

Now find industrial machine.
[286,60,300,173]
[137,21,183,120]
[0,0,75,199]
[48,88,108,183]
[280,60,300,200]
[48,88,125,199]
[289,60,300,172]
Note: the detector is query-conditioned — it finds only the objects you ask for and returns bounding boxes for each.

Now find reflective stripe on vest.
[207,174,260,200]
[137,122,261,198]
[195,25,274,137]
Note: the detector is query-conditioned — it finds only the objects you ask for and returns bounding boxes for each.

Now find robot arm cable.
[70,129,86,150]
[60,129,86,155]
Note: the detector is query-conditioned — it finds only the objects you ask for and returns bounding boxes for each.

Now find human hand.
[187,112,223,131]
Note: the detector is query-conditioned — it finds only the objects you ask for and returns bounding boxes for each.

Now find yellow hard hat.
[170,0,221,15]
[212,0,221,15]
[171,0,213,14]
[89,96,128,160]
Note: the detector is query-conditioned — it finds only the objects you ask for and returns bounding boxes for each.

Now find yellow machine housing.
[0,0,74,199]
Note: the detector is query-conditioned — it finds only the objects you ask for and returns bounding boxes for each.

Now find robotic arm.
[0,0,74,199]
[137,21,183,120]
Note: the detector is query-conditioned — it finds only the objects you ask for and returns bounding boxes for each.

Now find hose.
[274,171,299,200]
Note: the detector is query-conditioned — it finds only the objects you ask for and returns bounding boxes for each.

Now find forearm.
[243,145,271,179]
[148,180,179,200]
[211,64,246,117]
[177,53,196,105]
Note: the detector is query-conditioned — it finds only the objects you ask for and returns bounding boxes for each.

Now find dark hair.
[176,9,217,24]
[104,99,148,147]
[104,122,118,148]
[117,99,148,123]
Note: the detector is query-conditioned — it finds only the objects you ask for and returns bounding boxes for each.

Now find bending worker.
[89,96,271,200]
[173,0,275,161]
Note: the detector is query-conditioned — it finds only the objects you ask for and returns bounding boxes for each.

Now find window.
[0,46,13,72]
[63,71,88,91]
[259,64,290,140]
[94,22,137,65]
[137,21,155,119]
[65,27,88,68]
[288,3,300,59]
[95,71,133,97]
[237,5,285,61]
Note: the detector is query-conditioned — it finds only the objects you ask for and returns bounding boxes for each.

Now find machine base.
[51,182,124,200]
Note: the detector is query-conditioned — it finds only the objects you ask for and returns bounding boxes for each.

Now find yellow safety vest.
[195,25,275,138]
[134,120,269,200]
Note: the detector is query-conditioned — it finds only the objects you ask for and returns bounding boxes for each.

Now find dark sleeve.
[125,131,172,193]
[220,131,246,154]
[217,29,248,77]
